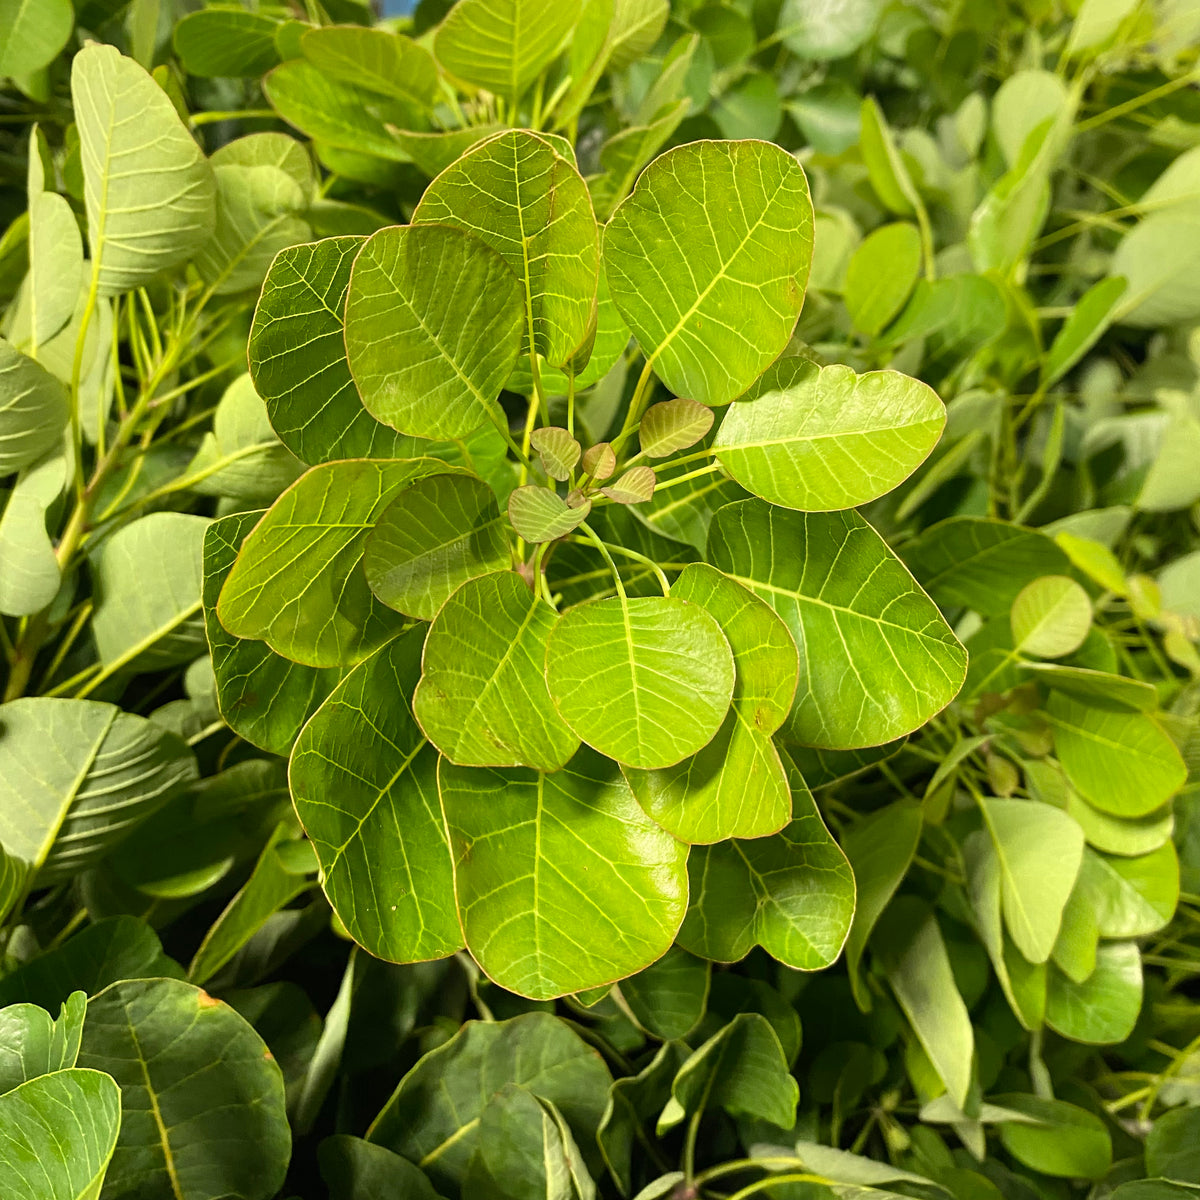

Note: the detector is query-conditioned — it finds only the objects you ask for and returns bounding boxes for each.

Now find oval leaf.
[600,465,656,505]
[414,130,599,367]
[530,426,582,481]
[414,571,579,771]
[507,485,590,543]
[290,629,463,964]
[363,473,509,621]
[713,359,945,511]
[604,140,814,406]
[546,594,735,769]
[708,500,966,748]
[72,44,216,296]
[624,563,798,842]
[345,224,524,440]
[440,746,688,999]
[1011,575,1092,658]
[639,398,714,459]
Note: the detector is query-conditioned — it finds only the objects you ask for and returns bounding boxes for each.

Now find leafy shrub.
[0,1,1199,1199]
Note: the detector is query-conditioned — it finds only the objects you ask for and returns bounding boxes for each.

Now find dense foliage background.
[1,1,1200,1198]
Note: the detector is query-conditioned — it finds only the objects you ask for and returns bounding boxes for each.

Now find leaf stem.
[568,536,670,596]
[610,358,657,458]
[578,522,627,599]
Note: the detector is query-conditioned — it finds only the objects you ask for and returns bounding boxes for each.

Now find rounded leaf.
[624,563,798,842]
[439,747,689,999]
[708,500,966,748]
[414,571,579,771]
[364,473,509,621]
[600,465,656,505]
[414,130,599,367]
[507,485,590,543]
[639,398,714,459]
[1011,575,1092,658]
[79,978,290,1200]
[0,337,70,478]
[546,594,734,769]
[844,221,922,335]
[603,140,814,406]
[345,224,524,440]
[713,359,945,511]
[530,426,582,481]
[290,630,463,964]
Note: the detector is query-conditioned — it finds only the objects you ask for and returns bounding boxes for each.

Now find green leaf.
[0,991,85,1094]
[603,140,814,406]
[290,629,463,964]
[248,237,420,464]
[903,517,1071,616]
[844,222,922,335]
[507,486,591,543]
[0,917,182,1010]
[1042,276,1127,386]
[106,759,289,900]
[369,1013,612,1195]
[860,97,920,216]
[545,593,734,769]
[28,191,82,349]
[217,459,447,668]
[91,511,210,672]
[320,1135,448,1200]
[188,824,316,985]
[79,977,290,1200]
[1010,575,1092,658]
[1022,662,1157,712]
[598,1042,688,1196]
[0,1069,121,1200]
[172,9,282,78]
[678,755,855,969]
[364,474,508,621]
[709,500,966,748]
[1046,940,1142,1044]
[432,0,578,104]
[413,570,579,771]
[187,373,302,505]
[1147,1108,1200,1184]
[778,0,881,59]
[531,428,582,481]
[1047,693,1187,817]
[0,336,69,477]
[617,947,708,1040]
[979,797,1085,964]
[842,799,922,1007]
[300,26,438,107]
[876,897,974,1108]
[713,358,944,511]
[1067,791,1174,857]
[0,0,72,76]
[658,1012,798,1133]
[194,148,311,298]
[0,449,64,616]
[72,43,215,296]
[623,562,797,842]
[389,126,506,179]
[0,697,196,888]
[264,61,417,162]
[963,830,1048,1031]
[587,100,689,222]
[464,1086,596,1200]
[345,224,524,440]
[639,398,714,459]
[994,1095,1112,1179]
[1075,843,1179,937]
[413,131,599,368]
[601,466,656,505]
[992,69,1071,167]
[439,746,689,999]
[203,511,340,756]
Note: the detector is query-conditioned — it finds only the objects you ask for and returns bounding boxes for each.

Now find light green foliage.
[714,358,945,510]
[440,747,688,998]
[72,44,215,296]
[604,140,814,405]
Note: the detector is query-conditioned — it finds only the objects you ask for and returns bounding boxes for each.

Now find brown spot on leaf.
[197,990,221,1009]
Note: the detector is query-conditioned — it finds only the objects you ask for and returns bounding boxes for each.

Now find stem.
[568,536,670,595]
[578,522,626,599]
[610,359,657,458]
